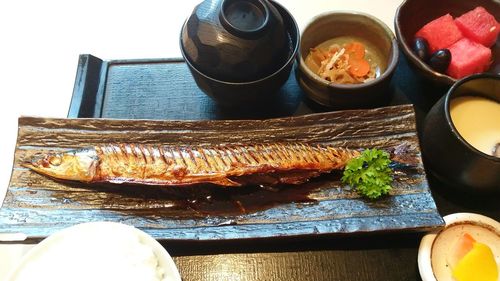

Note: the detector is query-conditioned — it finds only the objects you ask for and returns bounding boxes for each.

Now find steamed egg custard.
[431,223,500,281]
[450,96,500,158]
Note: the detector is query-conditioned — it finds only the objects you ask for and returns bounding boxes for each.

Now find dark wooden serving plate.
[1,105,443,241]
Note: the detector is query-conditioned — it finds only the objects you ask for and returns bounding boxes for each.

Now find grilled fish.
[22,143,361,187]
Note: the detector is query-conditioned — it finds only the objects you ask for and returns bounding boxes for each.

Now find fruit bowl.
[394,0,500,87]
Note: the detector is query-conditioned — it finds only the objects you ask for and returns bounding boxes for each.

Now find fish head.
[23,148,98,182]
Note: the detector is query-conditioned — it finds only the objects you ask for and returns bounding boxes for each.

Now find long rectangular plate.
[0,105,443,241]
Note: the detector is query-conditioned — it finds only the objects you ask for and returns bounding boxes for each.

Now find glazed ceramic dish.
[0,110,444,242]
[418,213,500,281]
[296,11,399,109]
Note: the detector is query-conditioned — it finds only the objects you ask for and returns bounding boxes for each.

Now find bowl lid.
[219,0,270,38]
[180,0,290,82]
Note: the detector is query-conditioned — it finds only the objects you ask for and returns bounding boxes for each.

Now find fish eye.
[48,155,62,166]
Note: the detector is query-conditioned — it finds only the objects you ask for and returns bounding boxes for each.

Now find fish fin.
[106,176,242,187]
[208,177,241,187]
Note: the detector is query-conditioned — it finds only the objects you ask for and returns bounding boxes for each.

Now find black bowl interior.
[395,0,500,85]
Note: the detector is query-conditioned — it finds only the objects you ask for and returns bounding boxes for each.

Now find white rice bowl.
[5,222,181,281]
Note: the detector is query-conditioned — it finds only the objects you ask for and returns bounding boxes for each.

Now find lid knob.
[219,0,269,38]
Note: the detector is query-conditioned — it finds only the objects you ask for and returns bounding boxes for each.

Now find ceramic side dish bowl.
[418,213,500,281]
[180,0,299,106]
[421,74,500,193]
[296,11,399,109]
[5,222,181,281]
[395,0,500,88]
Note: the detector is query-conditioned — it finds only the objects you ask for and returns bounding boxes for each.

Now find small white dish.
[418,213,500,281]
[5,221,181,281]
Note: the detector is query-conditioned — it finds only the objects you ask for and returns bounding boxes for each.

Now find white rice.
[11,223,168,281]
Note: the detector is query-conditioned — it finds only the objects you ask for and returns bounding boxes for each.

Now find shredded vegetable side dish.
[307,41,377,84]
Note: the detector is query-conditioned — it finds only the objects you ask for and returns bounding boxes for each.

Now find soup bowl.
[180,0,299,106]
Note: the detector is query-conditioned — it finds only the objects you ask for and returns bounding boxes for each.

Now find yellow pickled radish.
[452,242,498,281]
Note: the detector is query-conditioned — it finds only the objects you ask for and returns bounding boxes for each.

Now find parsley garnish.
[341,148,393,199]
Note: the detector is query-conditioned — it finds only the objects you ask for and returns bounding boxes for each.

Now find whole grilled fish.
[22,143,361,187]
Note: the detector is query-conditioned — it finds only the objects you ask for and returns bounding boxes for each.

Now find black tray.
[69,56,306,120]
[1,52,445,241]
[6,53,499,281]
[68,54,443,121]
[24,53,439,236]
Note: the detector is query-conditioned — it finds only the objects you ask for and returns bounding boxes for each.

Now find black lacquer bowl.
[422,74,500,193]
[180,0,299,106]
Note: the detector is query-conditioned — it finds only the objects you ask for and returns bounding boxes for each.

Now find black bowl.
[181,0,289,82]
[180,0,299,106]
[395,0,500,88]
[422,74,500,193]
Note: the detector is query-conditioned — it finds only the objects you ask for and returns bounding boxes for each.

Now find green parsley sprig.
[341,148,393,199]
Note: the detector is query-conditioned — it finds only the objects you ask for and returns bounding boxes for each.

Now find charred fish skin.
[24,143,361,187]
[94,143,360,186]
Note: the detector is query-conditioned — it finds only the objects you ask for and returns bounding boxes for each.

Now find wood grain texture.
[171,248,419,281]
[0,105,443,242]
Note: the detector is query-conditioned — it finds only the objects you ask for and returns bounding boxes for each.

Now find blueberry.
[429,49,451,73]
[413,37,430,62]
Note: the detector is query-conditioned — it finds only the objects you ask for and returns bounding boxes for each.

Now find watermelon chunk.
[416,14,463,53]
[447,38,492,79]
[455,6,500,47]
